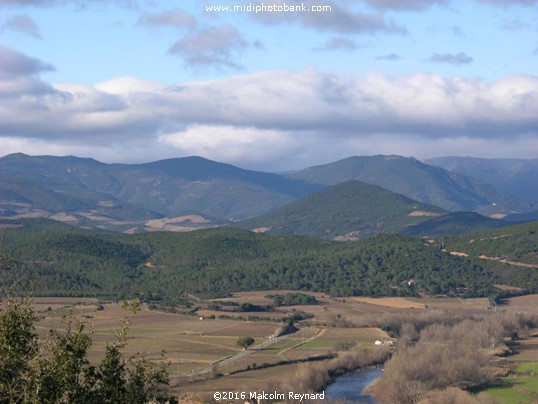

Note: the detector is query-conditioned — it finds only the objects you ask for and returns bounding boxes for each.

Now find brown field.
[49,213,79,222]
[96,201,115,207]
[347,296,426,309]
[408,210,440,217]
[320,327,389,343]
[493,284,523,291]
[504,294,538,311]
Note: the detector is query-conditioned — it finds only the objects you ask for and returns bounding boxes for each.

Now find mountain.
[0,153,319,230]
[425,156,538,198]
[288,155,538,217]
[3,153,536,234]
[234,180,447,239]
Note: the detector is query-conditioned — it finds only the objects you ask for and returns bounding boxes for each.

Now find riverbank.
[270,346,392,399]
[326,367,383,403]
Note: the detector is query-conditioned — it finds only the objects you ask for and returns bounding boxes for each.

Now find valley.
[1,153,538,403]
[27,292,538,403]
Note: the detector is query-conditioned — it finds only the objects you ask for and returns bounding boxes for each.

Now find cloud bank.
[0,46,537,169]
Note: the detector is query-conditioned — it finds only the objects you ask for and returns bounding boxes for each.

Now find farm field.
[29,292,538,402]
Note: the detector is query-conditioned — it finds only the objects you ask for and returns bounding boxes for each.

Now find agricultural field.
[31,292,397,399]
[30,292,538,402]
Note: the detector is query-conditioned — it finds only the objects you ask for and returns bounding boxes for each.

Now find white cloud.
[1,45,537,169]
[159,125,298,167]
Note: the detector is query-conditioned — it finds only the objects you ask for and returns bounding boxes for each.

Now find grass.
[481,357,538,403]
[482,380,537,404]
[517,362,538,374]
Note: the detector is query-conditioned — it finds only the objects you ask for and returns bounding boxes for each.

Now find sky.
[0,0,537,171]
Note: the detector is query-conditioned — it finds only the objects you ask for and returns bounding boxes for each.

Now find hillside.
[0,154,319,229]
[0,218,514,300]
[289,155,538,217]
[426,156,538,198]
[441,221,538,267]
[505,210,538,223]
[403,212,509,237]
[234,181,446,239]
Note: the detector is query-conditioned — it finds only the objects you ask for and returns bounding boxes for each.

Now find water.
[325,367,382,403]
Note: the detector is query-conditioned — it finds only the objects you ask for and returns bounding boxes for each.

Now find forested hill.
[234,180,446,239]
[441,221,538,267]
[3,218,537,302]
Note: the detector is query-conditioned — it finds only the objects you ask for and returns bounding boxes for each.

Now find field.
[29,292,538,403]
[479,357,538,403]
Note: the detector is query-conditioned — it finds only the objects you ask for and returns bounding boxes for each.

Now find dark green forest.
[1,218,537,304]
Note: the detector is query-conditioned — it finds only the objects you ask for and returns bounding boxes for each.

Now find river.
[325,367,382,403]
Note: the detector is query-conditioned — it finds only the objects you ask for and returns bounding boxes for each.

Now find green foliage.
[442,221,538,266]
[4,221,537,301]
[236,336,255,349]
[0,292,172,404]
[271,293,318,306]
[0,294,37,402]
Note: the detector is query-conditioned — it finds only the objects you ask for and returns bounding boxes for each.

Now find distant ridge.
[426,156,538,198]
[1,153,537,234]
[0,153,319,230]
[289,155,538,216]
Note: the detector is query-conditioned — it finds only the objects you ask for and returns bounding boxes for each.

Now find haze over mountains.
[425,156,538,198]
[1,153,537,237]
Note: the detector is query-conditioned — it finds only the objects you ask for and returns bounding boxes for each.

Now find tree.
[236,336,255,350]
[0,292,173,404]
[0,294,37,402]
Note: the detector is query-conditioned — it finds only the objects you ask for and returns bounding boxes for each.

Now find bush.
[0,294,173,403]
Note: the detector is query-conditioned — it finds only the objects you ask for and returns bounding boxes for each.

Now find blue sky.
[0,0,537,170]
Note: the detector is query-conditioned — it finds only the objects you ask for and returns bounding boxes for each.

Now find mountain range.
[288,155,537,216]
[1,153,537,237]
[425,156,538,198]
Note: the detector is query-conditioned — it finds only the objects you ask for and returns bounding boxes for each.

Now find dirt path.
[477,255,538,268]
[448,251,537,268]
